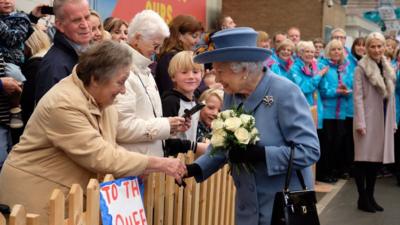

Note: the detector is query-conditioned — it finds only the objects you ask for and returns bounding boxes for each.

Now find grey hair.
[229,62,264,75]
[76,40,132,86]
[127,10,170,42]
[297,41,315,55]
[53,0,88,20]
[331,28,346,37]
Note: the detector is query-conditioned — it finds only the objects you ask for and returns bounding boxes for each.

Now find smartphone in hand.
[182,103,205,119]
[40,6,54,15]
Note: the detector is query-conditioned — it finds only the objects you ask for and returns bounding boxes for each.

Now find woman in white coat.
[353,32,396,213]
[115,10,188,156]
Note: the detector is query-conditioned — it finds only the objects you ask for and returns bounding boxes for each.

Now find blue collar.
[233,69,272,113]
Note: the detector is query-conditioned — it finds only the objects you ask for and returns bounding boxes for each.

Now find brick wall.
[221,0,326,40]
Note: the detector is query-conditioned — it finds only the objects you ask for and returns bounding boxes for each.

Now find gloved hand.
[228,145,266,164]
[185,163,202,178]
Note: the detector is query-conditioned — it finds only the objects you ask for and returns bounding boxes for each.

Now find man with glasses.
[331,28,349,55]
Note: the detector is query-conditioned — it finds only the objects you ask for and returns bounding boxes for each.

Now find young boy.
[162,51,208,156]
[0,0,31,128]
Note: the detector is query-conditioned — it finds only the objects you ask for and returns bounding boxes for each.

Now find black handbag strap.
[284,143,308,192]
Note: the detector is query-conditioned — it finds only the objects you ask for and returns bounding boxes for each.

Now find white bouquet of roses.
[209,107,260,172]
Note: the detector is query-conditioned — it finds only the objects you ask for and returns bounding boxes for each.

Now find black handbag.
[270,144,320,225]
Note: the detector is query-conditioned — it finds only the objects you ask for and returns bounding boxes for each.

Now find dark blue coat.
[35,31,78,103]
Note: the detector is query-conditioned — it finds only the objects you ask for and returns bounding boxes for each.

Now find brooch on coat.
[263,95,274,106]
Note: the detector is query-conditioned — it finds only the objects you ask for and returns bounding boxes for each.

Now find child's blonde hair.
[198,88,224,104]
[168,50,204,79]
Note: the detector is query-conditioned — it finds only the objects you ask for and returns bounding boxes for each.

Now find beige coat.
[115,48,170,156]
[0,70,149,223]
[353,56,396,163]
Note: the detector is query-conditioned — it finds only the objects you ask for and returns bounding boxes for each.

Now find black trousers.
[394,129,400,181]
[343,117,355,174]
[316,119,346,180]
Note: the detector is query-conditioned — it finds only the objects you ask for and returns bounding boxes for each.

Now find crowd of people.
[0,0,399,224]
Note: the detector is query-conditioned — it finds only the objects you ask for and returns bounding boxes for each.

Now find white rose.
[240,114,253,125]
[250,128,260,144]
[251,127,259,136]
[234,127,251,145]
[211,129,226,147]
[221,110,234,119]
[224,117,242,132]
[211,119,224,130]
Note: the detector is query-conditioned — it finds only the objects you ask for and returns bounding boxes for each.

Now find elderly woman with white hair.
[289,41,325,129]
[182,28,320,225]
[353,32,396,213]
[115,10,188,157]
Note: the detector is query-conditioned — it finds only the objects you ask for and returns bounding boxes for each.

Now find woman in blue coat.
[270,39,295,79]
[317,39,352,183]
[289,41,325,129]
[183,28,320,225]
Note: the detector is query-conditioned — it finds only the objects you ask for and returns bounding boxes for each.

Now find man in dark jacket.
[35,0,91,102]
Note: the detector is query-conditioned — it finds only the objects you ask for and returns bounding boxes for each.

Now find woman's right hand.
[160,157,187,181]
[146,157,187,183]
[357,128,366,136]
[168,117,187,134]
[319,66,329,76]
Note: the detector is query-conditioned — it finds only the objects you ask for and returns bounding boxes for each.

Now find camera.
[327,0,334,7]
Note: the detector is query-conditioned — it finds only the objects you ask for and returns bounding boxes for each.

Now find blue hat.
[194,27,272,64]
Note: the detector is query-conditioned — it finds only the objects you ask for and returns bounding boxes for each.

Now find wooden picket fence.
[142,152,236,225]
[0,151,236,225]
[0,204,40,225]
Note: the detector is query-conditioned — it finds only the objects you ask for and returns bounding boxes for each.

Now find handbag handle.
[284,142,308,192]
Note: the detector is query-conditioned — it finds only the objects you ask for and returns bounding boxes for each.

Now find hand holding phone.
[40,6,54,15]
[182,103,205,119]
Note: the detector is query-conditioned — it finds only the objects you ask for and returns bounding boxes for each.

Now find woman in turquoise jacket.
[270,39,295,79]
[317,39,352,183]
[342,37,366,178]
[394,49,400,186]
[289,41,324,129]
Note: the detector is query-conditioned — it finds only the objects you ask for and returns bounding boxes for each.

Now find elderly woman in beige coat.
[0,41,186,224]
[353,32,396,213]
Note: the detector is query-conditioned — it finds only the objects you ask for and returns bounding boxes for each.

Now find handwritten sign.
[100,177,147,225]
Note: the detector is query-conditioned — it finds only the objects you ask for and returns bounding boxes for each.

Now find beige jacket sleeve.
[45,106,149,178]
[353,66,366,130]
[116,76,171,143]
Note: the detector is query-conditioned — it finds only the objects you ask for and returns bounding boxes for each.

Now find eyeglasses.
[333,36,346,40]
[142,38,162,51]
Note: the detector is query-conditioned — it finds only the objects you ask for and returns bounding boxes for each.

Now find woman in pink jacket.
[353,32,396,213]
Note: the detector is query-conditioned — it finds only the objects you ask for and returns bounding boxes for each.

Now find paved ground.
[318,177,400,225]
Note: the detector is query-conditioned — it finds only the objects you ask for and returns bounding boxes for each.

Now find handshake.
[174,144,266,186]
